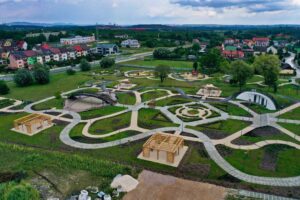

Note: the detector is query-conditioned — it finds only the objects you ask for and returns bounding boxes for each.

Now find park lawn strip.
[278,123,300,136]
[138,108,179,129]
[79,106,127,120]
[32,98,64,111]
[89,112,131,135]
[0,112,66,149]
[155,96,194,107]
[3,72,91,101]
[237,132,300,144]
[141,90,169,102]
[70,123,141,143]
[209,102,252,117]
[241,102,276,114]
[223,144,300,177]
[123,59,193,69]
[279,107,300,121]
[187,119,250,135]
[116,92,136,105]
[0,99,15,109]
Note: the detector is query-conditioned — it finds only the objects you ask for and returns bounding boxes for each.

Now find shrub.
[13,69,34,87]
[79,59,91,71]
[0,182,40,200]
[100,57,115,68]
[54,91,62,99]
[66,68,76,75]
[0,80,9,94]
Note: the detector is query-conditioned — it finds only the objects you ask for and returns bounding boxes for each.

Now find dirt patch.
[247,126,284,137]
[52,119,70,126]
[0,172,26,183]
[44,111,61,116]
[201,129,229,139]
[181,132,198,138]
[260,145,292,172]
[231,138,255,145]
[216,145,234,157]
[123,170,228,200]
[61,114,73,119]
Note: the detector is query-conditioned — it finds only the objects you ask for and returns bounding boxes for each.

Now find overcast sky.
[1,0,300,25]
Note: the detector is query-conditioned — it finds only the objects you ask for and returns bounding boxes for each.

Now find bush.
[0,182,40,200]
[79,59,91,71]
[66,68,76,75]
[153,48,172,59]
[0,80,9,94]
[13,69,34,87]
[100,57,115,68]
[32,64,50,85]
[54,91,62,99]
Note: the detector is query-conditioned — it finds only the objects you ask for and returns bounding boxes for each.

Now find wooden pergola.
[142,133,184,164]
[14,114,52,135]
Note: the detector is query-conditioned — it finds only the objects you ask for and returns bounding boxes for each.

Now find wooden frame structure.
[14,114,52,135]
[142,133,184,163]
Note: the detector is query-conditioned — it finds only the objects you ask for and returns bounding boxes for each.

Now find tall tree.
[14,69,34,87]
[253,55,281,92]
[155,65,170,83]
[100,57,115,68]
[230,60,253,91]
[193,62,198,71]
[0,80,9,94]
[200,48,223,74]
[33,63,50,85]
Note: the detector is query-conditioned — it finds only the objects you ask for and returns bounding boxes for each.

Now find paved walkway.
[5,87,300,187]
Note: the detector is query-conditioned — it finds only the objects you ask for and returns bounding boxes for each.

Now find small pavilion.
[13,113,52,136]
[139,133,188,166]
[197,84,222,98]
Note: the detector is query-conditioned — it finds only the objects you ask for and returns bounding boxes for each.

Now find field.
[123,59,194,69]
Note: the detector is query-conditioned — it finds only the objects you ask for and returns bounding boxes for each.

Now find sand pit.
[123,170,228,200]
[64,97,105,112]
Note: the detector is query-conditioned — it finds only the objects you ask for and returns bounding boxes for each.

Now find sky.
[0,0,300,25]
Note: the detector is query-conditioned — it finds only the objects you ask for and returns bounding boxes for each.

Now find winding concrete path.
[13,87,300,187]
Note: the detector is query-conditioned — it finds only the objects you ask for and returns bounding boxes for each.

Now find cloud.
[170,0,297,13]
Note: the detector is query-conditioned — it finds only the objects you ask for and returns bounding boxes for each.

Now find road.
[0,51,154,82]
[286,52,300,79]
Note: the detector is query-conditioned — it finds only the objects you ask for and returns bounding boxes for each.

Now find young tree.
[14,69,34,87]
[192,43,200,53]
[33,63,50,85]
[100,57,115,68]
[253,55,281,92]
[79,59,91,71]
[193,62,198,71]
[155,65,170,83]
[200,48,223,74]
[230,60,253,91]
[66,68,76,75]
[0,80,9,94]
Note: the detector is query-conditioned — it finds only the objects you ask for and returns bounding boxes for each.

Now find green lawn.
[0,99,15,109]
[123,59,193,69]
[70,123,141,143]
[141,90,169,102]
[187,119,250,135]
[236,130,299,144]
[278,123,300,136]
[209,102,252,117]
[138,108,179,129]
[224,145,300,177]
[155,96,194,107]
[32,98,64,111]
[79,106,127,120]
[116,92,136,105]
[241,103,276,114]
[2,73,91,101]
[89,112,131,135]
[279,107,300,120]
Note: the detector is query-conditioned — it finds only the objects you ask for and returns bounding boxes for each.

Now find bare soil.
[123,170,228,200]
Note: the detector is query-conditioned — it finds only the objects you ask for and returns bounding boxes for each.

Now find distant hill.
[3,22,76,27]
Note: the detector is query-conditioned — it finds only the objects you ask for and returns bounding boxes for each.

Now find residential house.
[224,38,235,45]
[96,44,119,55]
[60,35,95,45]
[267,46,278,54]
[49,48,61,62]
[280,63,296,76]
[121,39,140,48]
[114,34,128,39]
[59,48,69,61]
[253,37,270,47]
[9,52,25,69]
[222,50,244,59]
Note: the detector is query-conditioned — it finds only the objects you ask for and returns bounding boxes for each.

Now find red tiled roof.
[41,43,50,49]
[253,37,269,42]
[49,47,61,54]
[222,50,244,58]
[73,45,83,52]
[23,50,37,57]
